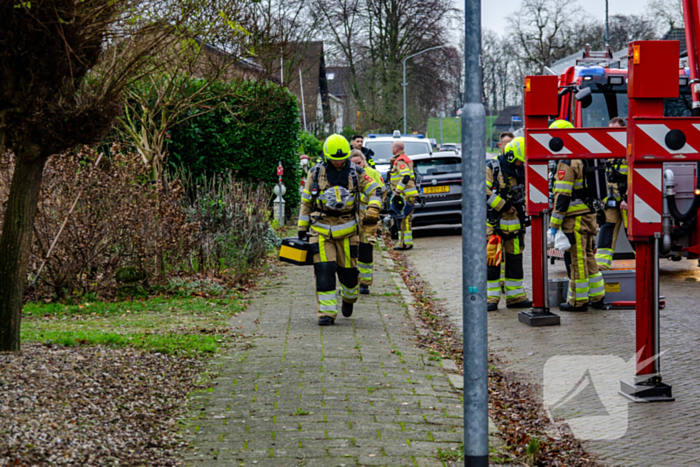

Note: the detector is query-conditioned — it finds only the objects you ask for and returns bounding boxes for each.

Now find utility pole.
[462,0,488,465]
[440,113,444,146]
[605,0,610,47]
[402,45,449,134]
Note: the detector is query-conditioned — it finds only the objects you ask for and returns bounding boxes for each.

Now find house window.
[327,72,335,80]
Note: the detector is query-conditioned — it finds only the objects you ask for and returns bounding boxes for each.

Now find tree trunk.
[0,149,48,351]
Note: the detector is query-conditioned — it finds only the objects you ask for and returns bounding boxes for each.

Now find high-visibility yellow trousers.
[310,234,360,319]
[486,232,528,305]
[563,214,605,306]
[596,207,628,270]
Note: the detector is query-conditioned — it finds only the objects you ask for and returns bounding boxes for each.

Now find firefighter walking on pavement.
[596,116,629,270]
[298,134,383,326]
[549,120,605,311]
[486,136,533,311]
[350,149,384,294]
[389,141,419,250]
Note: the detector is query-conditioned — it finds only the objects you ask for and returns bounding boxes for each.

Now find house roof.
[493,105,523,127]
[662,28,687,57]
[325,66,351,98]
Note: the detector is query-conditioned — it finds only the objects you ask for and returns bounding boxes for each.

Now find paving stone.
[183,248,465,466]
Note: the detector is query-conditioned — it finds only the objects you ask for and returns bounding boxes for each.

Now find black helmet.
[388,195,414,220]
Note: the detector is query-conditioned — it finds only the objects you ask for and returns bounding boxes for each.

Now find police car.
[363,131,432,175]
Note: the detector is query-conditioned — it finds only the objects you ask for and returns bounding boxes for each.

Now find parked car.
[411,152,462,227]
[439,143,460,154]
[363,131,432,175]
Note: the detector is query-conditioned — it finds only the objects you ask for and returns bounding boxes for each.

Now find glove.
[547,228,556,249]
[298,230,307,241]
[486,235,502,267]
[364,207,380,224]
[554,229,572,251]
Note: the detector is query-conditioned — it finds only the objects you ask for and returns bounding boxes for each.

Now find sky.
[480,0,651,36]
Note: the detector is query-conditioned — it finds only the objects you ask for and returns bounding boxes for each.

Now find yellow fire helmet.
[505,136,525,164]
[549,119,574,129]
[323,134,351,161]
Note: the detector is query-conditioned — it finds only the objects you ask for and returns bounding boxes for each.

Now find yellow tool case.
[279,238,314,266]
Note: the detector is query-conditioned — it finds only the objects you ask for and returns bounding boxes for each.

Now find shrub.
[0,146,273,302]
[177,170,272,283]
[0,146,197,300]
[299,131,323,158]
[166,79,302,208]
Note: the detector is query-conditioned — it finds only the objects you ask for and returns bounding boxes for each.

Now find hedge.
[167,79,302,207]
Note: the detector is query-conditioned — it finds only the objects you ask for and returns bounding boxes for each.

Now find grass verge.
[22,294,247,355]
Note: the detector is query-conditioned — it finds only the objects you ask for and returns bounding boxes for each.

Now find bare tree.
[509,0,581,74]
[245,0,320,82]
[314,0,458,132]
[0,0,229,351]
[647,0,684,35]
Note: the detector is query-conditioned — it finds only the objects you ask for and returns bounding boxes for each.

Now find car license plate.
[423,186,449,194]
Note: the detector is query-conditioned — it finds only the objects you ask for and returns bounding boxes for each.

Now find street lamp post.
[402,45,449,134]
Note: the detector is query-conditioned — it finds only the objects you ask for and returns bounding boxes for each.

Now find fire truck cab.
[551,48,700,261]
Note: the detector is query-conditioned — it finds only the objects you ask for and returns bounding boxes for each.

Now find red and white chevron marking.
[526,162,549,215]
[632,168,663,227]
[526,129,627,161]
[634,122,700,155]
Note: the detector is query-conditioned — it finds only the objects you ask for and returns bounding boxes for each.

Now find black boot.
[360,284,370,295]
[591,300,606,310]
[559,302,588,312]
[341,301,354,317]
[507,300,533,309]
[393,245,407,251]
[487,303,498,312]
[318,316,335,326]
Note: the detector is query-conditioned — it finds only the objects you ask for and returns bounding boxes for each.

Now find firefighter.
[352,134,377,168]
[389,141,419,250]
[350,149,384,294]
[498,131,514,155]
[486,137,533,311]
[595,116,628,270]
[549,120,605,311]
[299,134,382,325]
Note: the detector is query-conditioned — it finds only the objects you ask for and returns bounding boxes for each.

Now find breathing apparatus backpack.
[559,159,607,206]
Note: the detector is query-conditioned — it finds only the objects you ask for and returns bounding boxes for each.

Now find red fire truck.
[520,0,700,402]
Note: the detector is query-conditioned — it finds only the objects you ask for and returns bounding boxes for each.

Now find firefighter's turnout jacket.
[298,162,382,319]
[299,163,381,239]
[486,157,525,237]
[485,156,528,306]
[389,154,418,198]
[389,153,418,248]
[549,159,604,307]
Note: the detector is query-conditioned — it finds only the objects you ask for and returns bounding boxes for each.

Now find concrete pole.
[461,0,488,465]
[299,68,307,132]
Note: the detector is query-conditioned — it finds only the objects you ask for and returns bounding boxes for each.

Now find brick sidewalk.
[183,247,465,466]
